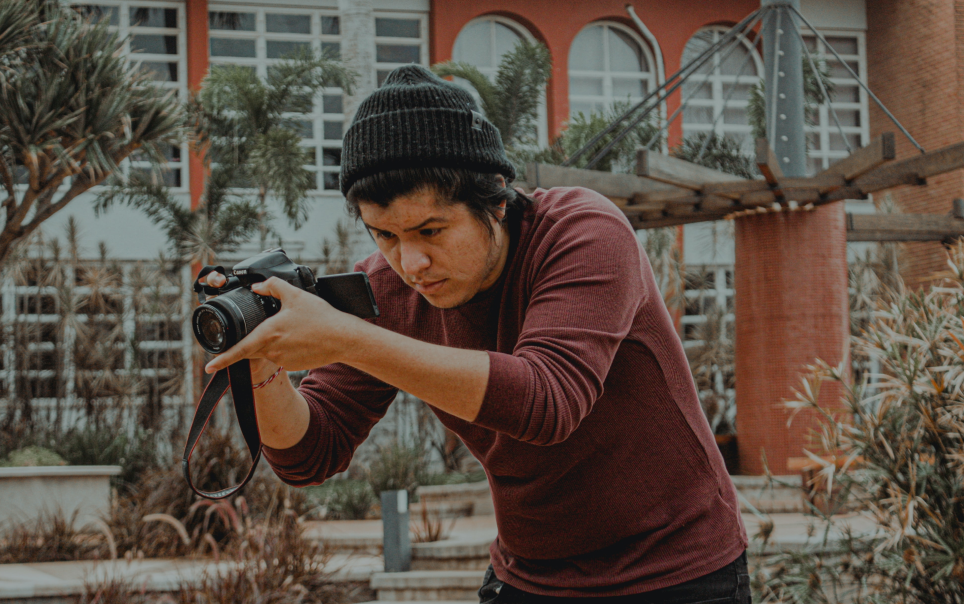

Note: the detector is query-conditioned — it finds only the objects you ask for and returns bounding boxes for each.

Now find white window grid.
[72,1,189,191]
[802,31,869,176]
[208,5,345,192]
[568,21,657,119]
[0,262,194,417]
[680,28,869,172]
[451,16,549,148]
[681,26,762,156]
[374,12,429,87]
[680,264,735,428]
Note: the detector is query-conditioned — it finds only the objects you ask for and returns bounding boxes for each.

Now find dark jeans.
[478,551,752,603]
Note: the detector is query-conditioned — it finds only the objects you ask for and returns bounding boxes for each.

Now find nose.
[399,241,431,277]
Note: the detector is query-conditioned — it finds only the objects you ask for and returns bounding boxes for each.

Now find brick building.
[7,0,957,472]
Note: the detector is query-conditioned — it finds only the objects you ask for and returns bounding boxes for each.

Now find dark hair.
[345,167,530,237]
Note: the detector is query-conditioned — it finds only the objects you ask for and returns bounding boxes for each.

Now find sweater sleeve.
[262,362,398,486]
[472,203,646,445]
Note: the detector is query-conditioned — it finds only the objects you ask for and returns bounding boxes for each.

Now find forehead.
[358,188,465,228]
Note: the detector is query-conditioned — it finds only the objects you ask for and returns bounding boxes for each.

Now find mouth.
[411,279,446,295]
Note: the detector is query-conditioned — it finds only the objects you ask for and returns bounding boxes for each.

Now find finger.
[205,332,267,373]
[251,276,302,300]
[205,272,226,288]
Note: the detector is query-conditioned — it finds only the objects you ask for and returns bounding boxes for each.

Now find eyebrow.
[363,216,449,233]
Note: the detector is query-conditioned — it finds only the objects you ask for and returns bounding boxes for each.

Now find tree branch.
[0,156,15,199]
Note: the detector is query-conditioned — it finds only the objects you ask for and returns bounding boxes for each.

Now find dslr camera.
[192,248,378,355]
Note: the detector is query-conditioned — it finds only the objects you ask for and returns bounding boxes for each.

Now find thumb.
[251,276,301,300]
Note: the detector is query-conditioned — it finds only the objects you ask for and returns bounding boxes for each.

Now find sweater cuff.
[262,393,325,470]
[473,351,531,438]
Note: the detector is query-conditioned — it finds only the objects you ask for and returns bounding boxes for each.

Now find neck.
[478,221,511,293]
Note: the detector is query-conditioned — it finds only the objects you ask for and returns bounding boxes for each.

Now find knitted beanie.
[339,64,516,196]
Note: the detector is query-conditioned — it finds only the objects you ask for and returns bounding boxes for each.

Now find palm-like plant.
[433,40,552,153]
[0,0,184,267]
[101,50,355,263]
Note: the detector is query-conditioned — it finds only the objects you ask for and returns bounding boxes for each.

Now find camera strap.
[182,359,263,500]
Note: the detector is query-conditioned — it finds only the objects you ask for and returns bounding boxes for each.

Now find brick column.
[186,0,209,213]
[186,0,209,400]
[867,0,964,289]
[733,203,850,475]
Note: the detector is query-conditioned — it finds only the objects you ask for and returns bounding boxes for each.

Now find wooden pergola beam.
[755,139,784,186]
[524,134,964,230]
[823,132,896,180]
[637,149,747,193]
[846,213,964,242]
[526,162,686,207]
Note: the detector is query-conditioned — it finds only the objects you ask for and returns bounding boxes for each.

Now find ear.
[494,198,508,223]
[496,174,506,189]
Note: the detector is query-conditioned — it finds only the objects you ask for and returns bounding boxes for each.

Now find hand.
[203,277,364,375]
[198,271,277,381]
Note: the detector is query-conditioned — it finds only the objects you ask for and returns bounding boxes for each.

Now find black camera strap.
[182,359,263,500]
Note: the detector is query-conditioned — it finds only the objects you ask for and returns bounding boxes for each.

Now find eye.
[420,228,441,237]
[374,230,395,241]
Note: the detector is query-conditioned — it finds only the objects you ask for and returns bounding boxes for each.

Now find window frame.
[374,10,429,87]
[70,0,189,192]
[451,15,549,148]
[802,30,870,175]
[568,20,658,120]
[680,25,764,156]
[207,3,346,193]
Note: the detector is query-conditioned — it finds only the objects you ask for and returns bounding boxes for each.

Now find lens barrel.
[192,288,269,354]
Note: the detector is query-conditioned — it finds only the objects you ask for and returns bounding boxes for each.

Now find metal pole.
[381,490,411,572]
[762,0,807,178]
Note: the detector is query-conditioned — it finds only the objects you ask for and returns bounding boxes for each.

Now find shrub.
[753,239,964,603]
[109,426,310,560]
[0,511,106,563]
[0,445,66,467]
[364,439,431,502]
[311,480,376,520]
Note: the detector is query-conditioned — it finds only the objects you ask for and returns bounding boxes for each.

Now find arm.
[336,208,645,443]
[206,200,646,447]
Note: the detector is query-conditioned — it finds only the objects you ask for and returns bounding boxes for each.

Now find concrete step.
[371,570,482,601]
[732,475,807,514]
[412,537,491,571]
[415,482,493,517]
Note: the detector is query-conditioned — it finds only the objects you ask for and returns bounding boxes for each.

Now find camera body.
[192,249,318,355]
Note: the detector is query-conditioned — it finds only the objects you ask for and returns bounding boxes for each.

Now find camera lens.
[192,288,271,355]
[195,307,227,352]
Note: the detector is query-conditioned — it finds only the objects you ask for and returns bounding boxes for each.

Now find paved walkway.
[0,512,879,601]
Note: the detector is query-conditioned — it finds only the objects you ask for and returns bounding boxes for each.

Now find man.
[204,65,750,602]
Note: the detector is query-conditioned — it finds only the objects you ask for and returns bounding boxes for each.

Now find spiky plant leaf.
[0,0,185,266]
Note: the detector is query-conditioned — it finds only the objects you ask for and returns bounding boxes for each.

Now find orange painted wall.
[429,0,758,145]
[186,0,209,213]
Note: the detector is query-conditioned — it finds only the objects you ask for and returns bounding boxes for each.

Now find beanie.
[339,64,516,196]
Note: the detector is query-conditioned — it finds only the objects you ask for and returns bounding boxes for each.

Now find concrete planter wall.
[0,466,121,528]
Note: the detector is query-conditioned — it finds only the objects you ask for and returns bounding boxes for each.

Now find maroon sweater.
[264,187,747,596]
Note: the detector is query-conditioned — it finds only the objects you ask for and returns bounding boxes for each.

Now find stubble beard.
[434,227,508,309]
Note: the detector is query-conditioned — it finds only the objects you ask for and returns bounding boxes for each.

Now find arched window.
[568,22,655,118]
[452,16,547,146]
[680,26,762,154]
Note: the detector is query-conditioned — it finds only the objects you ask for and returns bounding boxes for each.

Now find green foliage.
[0,0,184,266]
[364,439,431,501]
[753,239,964,603]
[309,479,376,520]
[673,132,758,179]
[0,445,66,467]
[518,101,659,179]
[434,39,552,151]
[747,57,835,142]
[53,428,159,487]
[99,49,355,265]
